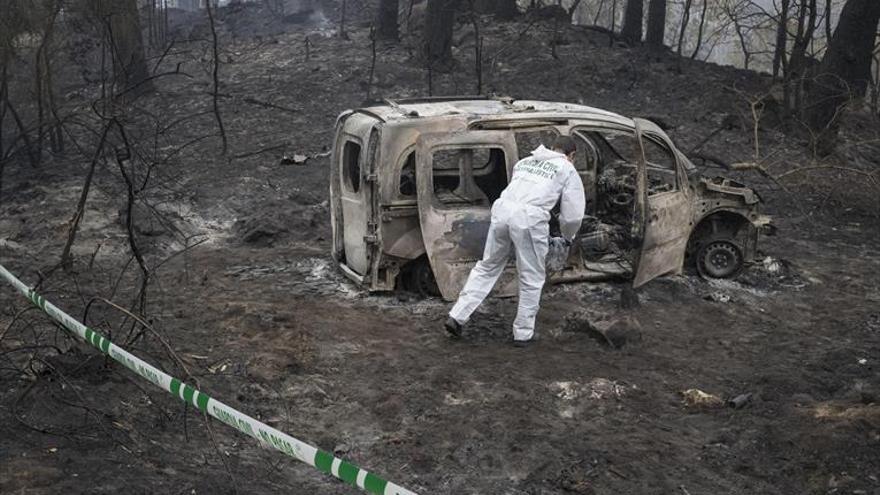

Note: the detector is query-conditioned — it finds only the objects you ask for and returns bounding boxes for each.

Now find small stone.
[681,389,724,408]
[705,292,731,303]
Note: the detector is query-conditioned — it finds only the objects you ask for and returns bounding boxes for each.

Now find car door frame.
[335,120,380,281]
[631,118,695,287]
[415,130,518,301]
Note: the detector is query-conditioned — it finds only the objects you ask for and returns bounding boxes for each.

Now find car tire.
[696,238,744,279]
[406,257,440,297]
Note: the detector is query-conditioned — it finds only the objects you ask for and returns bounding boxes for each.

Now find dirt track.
[3,214,879,494]
[2,4,880,494]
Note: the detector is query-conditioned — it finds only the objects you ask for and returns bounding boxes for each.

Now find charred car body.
[329,97,773,300]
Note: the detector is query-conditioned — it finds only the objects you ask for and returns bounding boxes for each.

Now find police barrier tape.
[0,264,418,495]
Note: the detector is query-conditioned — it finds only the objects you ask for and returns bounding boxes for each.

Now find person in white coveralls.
[444,136,586,345]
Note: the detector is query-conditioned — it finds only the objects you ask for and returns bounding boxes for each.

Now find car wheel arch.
[689,210,751,243]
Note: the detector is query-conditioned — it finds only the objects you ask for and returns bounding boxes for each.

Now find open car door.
[632,118,695,287]
[415,131,518,301]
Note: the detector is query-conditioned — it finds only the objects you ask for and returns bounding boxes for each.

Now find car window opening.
[514,128,559,161]
[343,140,362,193]
[399,152,416,197]
[641,135,677,194]
[432,147,507,207]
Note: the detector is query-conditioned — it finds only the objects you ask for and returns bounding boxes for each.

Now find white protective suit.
[449,145,586,341]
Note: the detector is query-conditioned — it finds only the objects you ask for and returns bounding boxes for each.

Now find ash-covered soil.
[1,3,879,495]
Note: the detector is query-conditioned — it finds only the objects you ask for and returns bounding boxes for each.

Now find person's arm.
[558,167,586,242]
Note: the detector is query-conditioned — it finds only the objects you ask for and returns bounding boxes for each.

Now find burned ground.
[1,4,879,495]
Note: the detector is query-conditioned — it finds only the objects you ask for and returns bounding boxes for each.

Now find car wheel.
[696,239,743,279]
[407,257,440,297]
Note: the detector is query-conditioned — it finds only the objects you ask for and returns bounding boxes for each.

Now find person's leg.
[449,218,512,324]
[510,212,550,342]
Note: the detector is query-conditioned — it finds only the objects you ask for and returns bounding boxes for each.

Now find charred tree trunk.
[163,0,169,47]
[60,122,112,269]
[620,0,644,45]
[148,0,154,47]
[107,0,152,96]
[0,60,6,161]
[872,44,880,117]
[645,0,666,47]
[593,0,606,24]
[824,0,833,42]
[808,0,880,151]
[34,47,44,165]
[5,98,38,169]
[35,2,63,156]
[610,0,617,34]
[474,0,517,19]
[772,0,790,80]
[787,0,818,114]
[676,0,692,55]
[339,0,349,39]
[690,0,708,59]
[471,7,483,93]
[732,17,752,70]
[493,0,519,19]
[366,27,377,100]
[205,0,227,154]
[376,0,400,40]
[0,61,6,203]
[425,0,458,69]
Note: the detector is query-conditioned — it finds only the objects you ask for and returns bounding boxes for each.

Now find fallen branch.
[60,121,113,269]
[206,0,228,154]
[574,23,621,40]
[12,381,69,437]
[233,143,287,160]
[153,237,208,272]
[38,357,133,450]
[240,97,300,114]
[4,98,39,168]
[689,152,731,170]
[151,38,177,74]
[112,120,150,333]
[112,63,193,100]
[84,296,193,381]
[774,165,879,186]
[0,306,38,344]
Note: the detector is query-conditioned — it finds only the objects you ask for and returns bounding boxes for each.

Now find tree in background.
[0,0,41,178]
[675,0,693,55]
[473,0,518,19]
[96,0,152,96]
[808,0,880,150]
[689,0,708,59]
[871,41,880,116]
[377,0,399,40]
[1,0,67,170]
[645,0,666,47]
[425,0,458,68]
[621,0,644,45]
[33,0,63,159]
[772,0,790,80]
[675,0,712,59]
[786,0,819,113]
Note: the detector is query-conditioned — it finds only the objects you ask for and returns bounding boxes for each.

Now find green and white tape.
[0,264,418,495]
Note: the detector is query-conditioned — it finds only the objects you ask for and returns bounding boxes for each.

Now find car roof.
[357,98,635,127]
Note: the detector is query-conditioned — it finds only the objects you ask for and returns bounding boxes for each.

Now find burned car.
[329,97,773,300]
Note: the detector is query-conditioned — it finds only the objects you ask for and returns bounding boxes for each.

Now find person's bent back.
[445,136,586,344]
